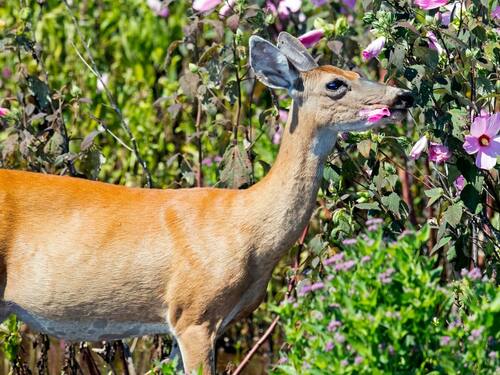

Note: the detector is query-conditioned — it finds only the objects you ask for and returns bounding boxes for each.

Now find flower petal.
[471,116,487,137]
[427,31,443,54]
[483,136,500,157]
[193,0,222,12]
[476,150,497,170]
[463,135,479,154]
[428,143,451,163]
[414,0,449,10]
[409,135,428,159]
[359,107,390,123]
[362,37,385,61]
[485,112,500,138]
[298,29,325,48]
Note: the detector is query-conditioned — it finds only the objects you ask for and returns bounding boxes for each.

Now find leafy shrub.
[272,225,499,374]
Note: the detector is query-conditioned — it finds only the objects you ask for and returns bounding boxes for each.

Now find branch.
[63,0,153,188]
[231,316,280,375]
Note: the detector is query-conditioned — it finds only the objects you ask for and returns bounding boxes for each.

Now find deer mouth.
[357,106,409,125]
[388,107,408,121]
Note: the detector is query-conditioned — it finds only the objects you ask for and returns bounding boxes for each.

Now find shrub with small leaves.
[272,226,499,374]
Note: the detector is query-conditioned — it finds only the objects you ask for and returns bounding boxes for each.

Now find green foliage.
[0,315,21,363]
[272,226,499,374]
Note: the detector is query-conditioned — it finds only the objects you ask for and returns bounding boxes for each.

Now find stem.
[424,158,435,250]
[195,98,203,188]
[233,37,242,143]
[231,316,280,375]
[397,158,416,225]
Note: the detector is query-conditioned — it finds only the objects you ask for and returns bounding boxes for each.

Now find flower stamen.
[478,134,490,147]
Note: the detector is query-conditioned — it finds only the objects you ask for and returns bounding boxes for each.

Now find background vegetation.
[0,0,499,373]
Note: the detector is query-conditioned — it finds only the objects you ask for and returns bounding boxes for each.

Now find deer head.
[249,32,413,134]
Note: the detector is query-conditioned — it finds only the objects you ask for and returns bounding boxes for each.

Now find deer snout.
[392,91,415,109]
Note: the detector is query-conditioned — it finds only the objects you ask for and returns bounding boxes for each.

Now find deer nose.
[393,91,415,109]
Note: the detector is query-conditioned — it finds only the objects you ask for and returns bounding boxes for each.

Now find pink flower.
[219,0,236,17]
[428,143,451,164]
[441,336,451,345]
[362,36,386,61]
[266,0,278,16]
[409,135,428,159]
[311,0,327,6]
[463,113,500,170]
[2,68,11,79]
[298,29,324,48]
[325,341,334,351]
[278,0,302,19]
[438,2,462,26]
[311,282,324,291]
[202,157,213,166]
[328,319,342,331]
[454,175,465,192]
[325,252,345,265]
[361,255,371,263]
[354,356,363,365]
[427,31,443,54]
[193,0,222,12]
[414,0,449,10]
[359,107,391,123]
[147,0,169,17]
[492,6,500,19]
[0,107,9,117]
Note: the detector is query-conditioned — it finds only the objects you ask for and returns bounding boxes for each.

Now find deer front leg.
[176,324,216,375]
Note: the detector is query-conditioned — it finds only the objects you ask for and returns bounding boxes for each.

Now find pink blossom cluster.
[409,136,453,164]
[324,252,344,265]
[460,267,482,281]
[378,268,395,284]
[327,319,342,332]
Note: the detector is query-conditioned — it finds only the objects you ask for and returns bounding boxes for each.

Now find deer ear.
[249,36,298,90]
[277,32,318,72]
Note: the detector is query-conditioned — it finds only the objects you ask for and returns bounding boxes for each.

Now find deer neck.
[246,100,338,261]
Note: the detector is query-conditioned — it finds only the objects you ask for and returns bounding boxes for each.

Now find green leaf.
[443,203,463,228]
[424,188,443,207]
[219,143,253,189]
[431,236,451,255]
[413,45,439,69]
[27,75,51,110]
[357,139,371,158]
[381,192,401,214]
[355,202,381,211]
[460,184,481,213]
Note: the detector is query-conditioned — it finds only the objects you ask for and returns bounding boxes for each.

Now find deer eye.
[326,79,346,91]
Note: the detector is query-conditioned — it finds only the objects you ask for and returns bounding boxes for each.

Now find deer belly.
[9,302,170,341]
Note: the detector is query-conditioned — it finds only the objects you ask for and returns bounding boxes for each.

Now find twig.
[63,0,153,187]
[231,316,280,375]
[233,37,242,142]
[195,99,203,187]
[119,341,136,375]
[80,343,101,375]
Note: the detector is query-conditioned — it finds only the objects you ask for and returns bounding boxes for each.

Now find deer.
[0,32,413,374]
